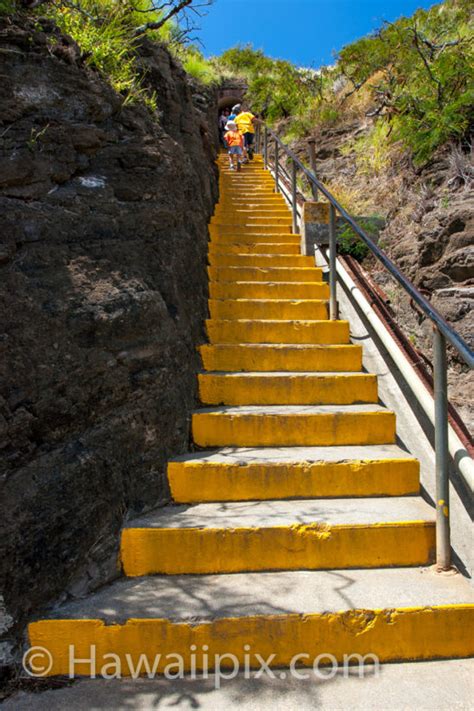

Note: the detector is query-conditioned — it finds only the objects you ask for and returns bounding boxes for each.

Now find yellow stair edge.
[28,604,474,676]
[168,456,420,502]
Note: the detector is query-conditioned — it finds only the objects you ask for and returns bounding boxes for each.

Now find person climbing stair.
[234,104,257,161]
[224,120,244,171]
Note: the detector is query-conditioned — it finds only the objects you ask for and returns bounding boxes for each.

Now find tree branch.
[132,0,193,37]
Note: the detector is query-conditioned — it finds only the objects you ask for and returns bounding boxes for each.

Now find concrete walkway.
[5,660,474,710]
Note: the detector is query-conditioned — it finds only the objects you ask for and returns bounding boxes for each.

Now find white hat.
[225,121,237,130]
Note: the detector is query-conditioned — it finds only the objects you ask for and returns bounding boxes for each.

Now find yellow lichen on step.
[168,458,420,503]
[120,521,435,576]
[28,605,474,677]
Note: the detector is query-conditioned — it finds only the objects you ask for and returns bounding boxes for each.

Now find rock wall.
[0,16,219,673]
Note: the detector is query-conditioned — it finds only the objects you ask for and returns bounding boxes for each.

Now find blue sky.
[196,0,437,67]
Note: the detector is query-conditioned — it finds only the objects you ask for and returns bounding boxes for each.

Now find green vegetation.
[215,1,473,165]
[216,45,322,122]
[2,0,217,108]
[337,0,473,163]
[48,0,161,109]
[340,122,393,175]
[337,217,384,262]
[3,0,471,163]
[183,48,218,85]
[0,0,15,12]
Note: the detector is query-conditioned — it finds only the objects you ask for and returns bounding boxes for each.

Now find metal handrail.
[264,126,474,368]
[259,123,473,572]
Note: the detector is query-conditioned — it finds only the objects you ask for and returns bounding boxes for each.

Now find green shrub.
[216,45,319,122]
[337,216,383,261]
[282,116,314,143]
[41,0,159,110]
[0,0,15,13]
[316,105,339,125]
[215,2,472,165]
[343,122,392,174]
[337,0,473,164]
[183,51,217,85]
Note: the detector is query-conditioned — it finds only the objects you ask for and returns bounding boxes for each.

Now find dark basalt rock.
[0,16,219,678]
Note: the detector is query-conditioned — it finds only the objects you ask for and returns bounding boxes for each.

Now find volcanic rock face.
[0,16,218,665]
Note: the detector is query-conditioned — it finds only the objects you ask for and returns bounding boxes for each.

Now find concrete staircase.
[28,154,474,677]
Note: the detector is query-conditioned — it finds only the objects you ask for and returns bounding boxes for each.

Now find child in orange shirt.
[224,120,244,171]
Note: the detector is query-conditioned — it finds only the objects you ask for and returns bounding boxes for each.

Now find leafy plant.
[216,45,320,122]
[0,0,15,13]
[337,216,383,262]
[342,121,393,174]
[46,1,158,109]
[3,1,217,110]
[26,123,50,152]
[215,2,473,165]
[338,0,474,164]
[183,49,217,85]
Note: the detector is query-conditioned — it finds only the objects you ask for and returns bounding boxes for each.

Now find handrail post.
[433,327,451,570]
[263,127,268,169]
[329,204,337,320]
[307,139,319,201]
[274,139,279,193]
[291,159,299,234]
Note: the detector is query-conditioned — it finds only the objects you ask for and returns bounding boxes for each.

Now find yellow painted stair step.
[217,200,287,208]
[208,281,330,299]
[120,497,433,576]
[208,298,328,320]
[213,211,291,219]
[214,202,288,209]
[210,231,300,243]
[192,405,396,447]
[219,183,275,190]
[198,373,377,406]
[208,243,301,255]
[27,605,474,676]
[207,266,324,282]
[212,213,291,222]
[219,193,281,200]
[210,225,293,235]
[168,448,420,502]
[206,319,350,344]
[214,196,284,202]
[212,218,293,227]
[121,521,434,575]
[208,255,314,267]
[219,195,279,201]
[27,568,474,675]
[199,343,362,372]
